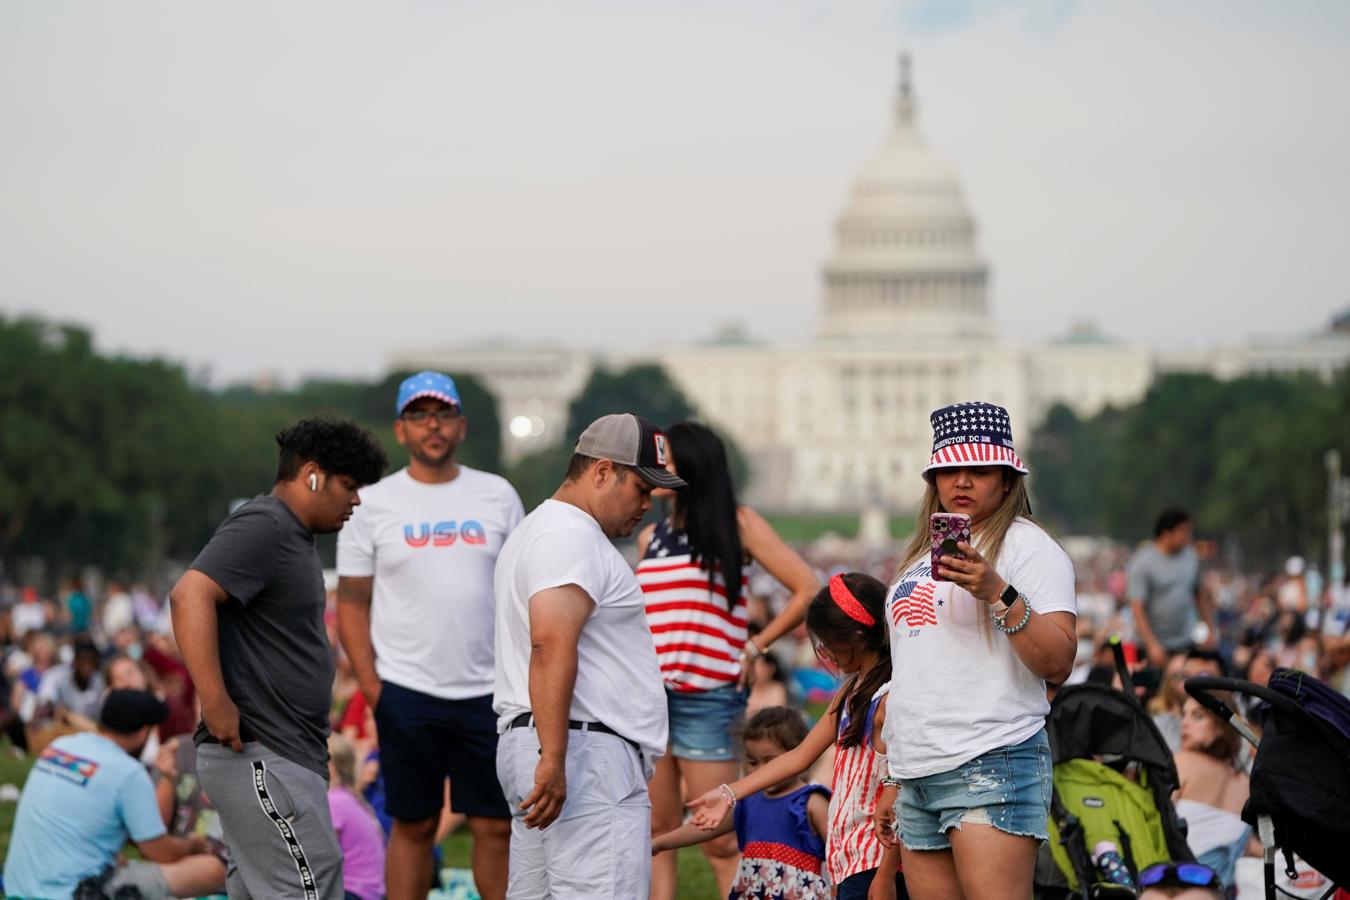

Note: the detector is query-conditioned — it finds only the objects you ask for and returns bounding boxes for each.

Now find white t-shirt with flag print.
[882,517,1077,780]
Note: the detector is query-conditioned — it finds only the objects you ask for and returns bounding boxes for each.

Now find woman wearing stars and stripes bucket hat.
[871,401,1079,900]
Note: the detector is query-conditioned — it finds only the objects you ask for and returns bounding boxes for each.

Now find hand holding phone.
[929,513,972,582]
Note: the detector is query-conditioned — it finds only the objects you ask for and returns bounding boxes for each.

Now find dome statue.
[819,54,994,343]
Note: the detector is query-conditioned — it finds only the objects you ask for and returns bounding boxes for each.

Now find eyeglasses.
[402,409,460,425]
[1139,862,1221,891]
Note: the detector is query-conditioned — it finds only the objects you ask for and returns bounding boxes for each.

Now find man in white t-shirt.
[337,372,524,900]
[493,413,683,899]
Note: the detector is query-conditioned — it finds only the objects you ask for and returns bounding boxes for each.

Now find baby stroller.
[1185,668,1350,900]
[1038,640,1194,900]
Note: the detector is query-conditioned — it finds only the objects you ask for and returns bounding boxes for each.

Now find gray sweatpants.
[197,742,343,900]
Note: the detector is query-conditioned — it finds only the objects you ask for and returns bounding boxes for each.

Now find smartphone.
[929,512,972,581]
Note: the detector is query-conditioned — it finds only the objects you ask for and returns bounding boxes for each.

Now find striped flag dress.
[825,684,892,885]
[637,519,748,692]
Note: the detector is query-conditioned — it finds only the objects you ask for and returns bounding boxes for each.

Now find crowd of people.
[0,370,1346,900]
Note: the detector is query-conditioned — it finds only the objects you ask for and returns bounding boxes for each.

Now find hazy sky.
[3,1,1348,385]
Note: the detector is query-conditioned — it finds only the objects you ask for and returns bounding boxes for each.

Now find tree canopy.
[1028,370,1350,570]
[505,362,712,512]
[0,314,500,582]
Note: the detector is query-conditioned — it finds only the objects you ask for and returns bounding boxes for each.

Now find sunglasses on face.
[1139,862,1222,891]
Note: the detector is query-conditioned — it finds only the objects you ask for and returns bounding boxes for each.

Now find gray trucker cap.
[574,414,687,489]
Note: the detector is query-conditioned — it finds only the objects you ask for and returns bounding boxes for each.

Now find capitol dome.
[819,55,993,342]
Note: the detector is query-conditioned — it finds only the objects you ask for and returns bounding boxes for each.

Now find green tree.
[506,363,702,511]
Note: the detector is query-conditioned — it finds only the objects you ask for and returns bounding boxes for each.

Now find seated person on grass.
[3,689,225,899]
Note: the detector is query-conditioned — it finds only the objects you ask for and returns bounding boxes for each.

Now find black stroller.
[1038,641,1194,900]
[1185,667,1350,900]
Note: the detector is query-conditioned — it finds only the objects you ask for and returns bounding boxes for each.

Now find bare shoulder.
[736,505,770,536]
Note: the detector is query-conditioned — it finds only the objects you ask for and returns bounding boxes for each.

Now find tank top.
[731,783,832,900]
[826,684,891,883]
[637,519,749,692]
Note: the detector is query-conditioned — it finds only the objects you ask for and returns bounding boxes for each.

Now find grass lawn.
[762,512,913,544]
[0,753,719,899]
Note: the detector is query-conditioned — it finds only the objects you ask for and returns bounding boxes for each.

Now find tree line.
[0,314,709,585]
[8,311,1343,585]
[1028,369,1350,572]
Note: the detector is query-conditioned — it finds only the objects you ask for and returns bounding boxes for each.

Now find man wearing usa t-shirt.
[337,371,524,900]
[494,413,683,898]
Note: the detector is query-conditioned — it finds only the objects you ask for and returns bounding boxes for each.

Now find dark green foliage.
[0,314,500,582]
[1028,371,1350,569]
[506,362,714,512]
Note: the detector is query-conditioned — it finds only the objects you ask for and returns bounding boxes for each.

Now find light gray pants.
[197,741,343,900]
[496,726,652,899]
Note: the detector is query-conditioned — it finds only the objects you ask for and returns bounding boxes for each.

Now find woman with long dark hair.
[872,402,1077,900]
[638,421,819,900]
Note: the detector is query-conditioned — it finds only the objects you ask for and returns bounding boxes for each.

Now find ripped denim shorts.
[897,728,1052,850]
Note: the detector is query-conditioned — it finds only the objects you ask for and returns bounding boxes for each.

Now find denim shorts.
[898,729,1052,850]
[666,683,746,761]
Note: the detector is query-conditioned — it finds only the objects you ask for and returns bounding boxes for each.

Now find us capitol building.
[395,57,1350,512]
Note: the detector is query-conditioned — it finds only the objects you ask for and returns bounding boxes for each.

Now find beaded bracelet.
[993,595,1032,634]
[880,776,903,789]
[717,783,738,809]
[741,640,764,661]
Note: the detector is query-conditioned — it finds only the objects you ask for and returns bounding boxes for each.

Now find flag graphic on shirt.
[891,581,939,628]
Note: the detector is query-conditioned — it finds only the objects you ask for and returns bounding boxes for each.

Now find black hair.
[805,572,891,749]
[1153,508,1191,538]
[275,417,388,487]
[564,453,633,482]
[742,706,808,752]
[73,640,102,660]
[665,422,743,610]
[1184,647,1230,677]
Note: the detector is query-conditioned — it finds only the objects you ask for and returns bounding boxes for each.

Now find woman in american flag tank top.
[684,574,909,900]
[638,422,820,900]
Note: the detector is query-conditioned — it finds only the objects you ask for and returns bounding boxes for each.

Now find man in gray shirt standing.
[1127,507,1212,667]
[170,417,386,900]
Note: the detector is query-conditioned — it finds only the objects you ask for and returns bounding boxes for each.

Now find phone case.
[930,513,972,582]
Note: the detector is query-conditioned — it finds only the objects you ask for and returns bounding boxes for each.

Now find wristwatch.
[994,583,1019,615]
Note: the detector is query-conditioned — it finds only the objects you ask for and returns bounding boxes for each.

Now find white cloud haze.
[2,1,1347,383]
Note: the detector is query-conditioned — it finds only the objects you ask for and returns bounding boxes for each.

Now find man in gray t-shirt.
[169,417,386,900]
[1127,508,1209,666]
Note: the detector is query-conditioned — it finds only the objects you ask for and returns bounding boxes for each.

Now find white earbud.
[308,473,318,492]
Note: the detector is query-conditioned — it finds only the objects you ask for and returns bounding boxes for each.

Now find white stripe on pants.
[496,726,652,899]
[197,742,343,900]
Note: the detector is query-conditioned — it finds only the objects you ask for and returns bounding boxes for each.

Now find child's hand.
[872,784,899,848]
[687,789,730,830]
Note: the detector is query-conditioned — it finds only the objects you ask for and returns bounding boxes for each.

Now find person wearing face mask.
[3,689,225,898]
[872,402,1078,900]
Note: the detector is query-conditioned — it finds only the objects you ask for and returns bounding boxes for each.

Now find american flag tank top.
[637,519,749,692]
[826,684,891,884]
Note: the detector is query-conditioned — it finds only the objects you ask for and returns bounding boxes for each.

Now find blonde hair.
[327,733,358,788]
[895,470,1037,640]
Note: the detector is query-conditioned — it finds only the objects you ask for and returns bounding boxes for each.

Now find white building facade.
[394,58,1347,511]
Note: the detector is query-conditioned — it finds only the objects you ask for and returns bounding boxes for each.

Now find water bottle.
[1092,840,1134,888]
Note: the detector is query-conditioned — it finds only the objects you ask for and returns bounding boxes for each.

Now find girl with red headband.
[682,573,908,900]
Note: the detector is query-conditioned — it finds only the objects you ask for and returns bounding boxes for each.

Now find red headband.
[829,574,875,627]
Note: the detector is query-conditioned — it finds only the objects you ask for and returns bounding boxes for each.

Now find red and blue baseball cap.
[396,371,462,416]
